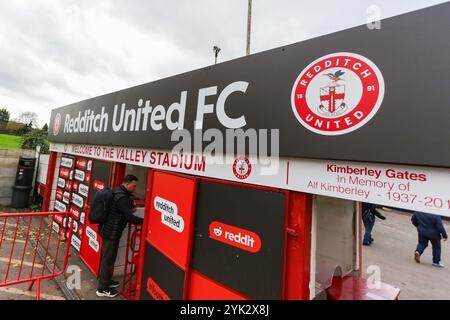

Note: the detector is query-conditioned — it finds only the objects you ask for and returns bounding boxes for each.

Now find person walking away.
[362,202,386,246]
[411,211,447,268]
[96,175,144,297]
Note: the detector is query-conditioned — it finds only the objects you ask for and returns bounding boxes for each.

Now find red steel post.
[42,151,58,212]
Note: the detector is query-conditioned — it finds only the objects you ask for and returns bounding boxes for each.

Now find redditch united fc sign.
[48,3,450,168]
[291,52,385,135]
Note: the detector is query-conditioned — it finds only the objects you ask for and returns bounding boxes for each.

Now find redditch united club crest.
[291,52,385,135]
[53,113,61,136]
[232,156,252,180]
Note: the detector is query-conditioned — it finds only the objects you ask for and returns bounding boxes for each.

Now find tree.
[0,108,10,130]
[18,111,39,128]
[42,123,49,133]
[0,108,10,122]
[17,121,33,136]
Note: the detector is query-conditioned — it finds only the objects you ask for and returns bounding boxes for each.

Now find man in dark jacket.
[362,202,386,246]
[96,174,144,297]
[412,211,447,268]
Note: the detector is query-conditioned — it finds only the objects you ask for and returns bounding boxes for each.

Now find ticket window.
[124,165,148,206]
[114,164,148,277]
[312,196,359,299]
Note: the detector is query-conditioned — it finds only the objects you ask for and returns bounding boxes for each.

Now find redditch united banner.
[49,3,450,168]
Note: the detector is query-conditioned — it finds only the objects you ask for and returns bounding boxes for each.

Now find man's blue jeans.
[416,232,441,264]
[363,220,375,244]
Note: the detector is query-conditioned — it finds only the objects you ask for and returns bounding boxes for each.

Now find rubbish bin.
[11,186,33,209]
[14,156,36,187]
[11,156,36,209]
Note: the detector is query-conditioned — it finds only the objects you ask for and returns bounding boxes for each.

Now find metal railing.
[0,211,72,300]
[120,224,141,300]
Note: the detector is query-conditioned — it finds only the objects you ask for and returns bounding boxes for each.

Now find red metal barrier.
[120,224,141,300]
[0,211,73,300]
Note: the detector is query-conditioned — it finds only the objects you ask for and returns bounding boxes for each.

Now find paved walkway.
[362,209,450,300]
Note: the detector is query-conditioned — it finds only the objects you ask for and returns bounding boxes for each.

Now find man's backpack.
[362,208,375,224]
[88,188,114,224]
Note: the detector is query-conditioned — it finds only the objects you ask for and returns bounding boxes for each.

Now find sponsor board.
[209,221,262,253]
[78,183,89,197]
[54,214,64,224]
[62,195,70,205]
[52,221,60,234]
[154,196,184,233]
[85,225,99,252]
[76,158,87,170]
[65,180,73,192]
[71,235,81,252]
[54,200,66,212]
[56,189,63,201]
[57,178,66,189]
[59,167,71,179]
[93,180,105,191]
[74,169,85,182]
[71,193,84,208]
[89,238,99,253]
[86,226,97,241]
[70,206,80,219]
[60,157,73,168]
[72,220,79,233]
[146,277,170,300]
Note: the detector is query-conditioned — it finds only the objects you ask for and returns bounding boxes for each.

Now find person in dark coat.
[96,174,144,297]
[362,202,386,246]
[411,211,447,268]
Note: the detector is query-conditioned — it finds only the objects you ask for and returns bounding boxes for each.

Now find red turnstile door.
[140,171,196,300]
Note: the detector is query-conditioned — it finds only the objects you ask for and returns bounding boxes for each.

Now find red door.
[139,171,197,300]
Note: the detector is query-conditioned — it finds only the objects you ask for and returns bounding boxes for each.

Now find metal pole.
[246,0,252,56]
[32,145,41,205]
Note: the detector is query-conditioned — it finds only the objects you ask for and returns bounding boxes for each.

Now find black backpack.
[88,188,115,224]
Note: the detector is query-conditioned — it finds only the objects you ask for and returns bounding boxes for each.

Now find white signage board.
[50,143,450,216]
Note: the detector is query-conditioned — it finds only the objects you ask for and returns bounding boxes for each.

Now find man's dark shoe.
[108,280,120,288]
[369,237,374,244]
[96,288,119,298]
[414,251,420,263]
[362,242,371,246]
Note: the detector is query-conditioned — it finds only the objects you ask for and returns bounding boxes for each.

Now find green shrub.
[20,131,50,154]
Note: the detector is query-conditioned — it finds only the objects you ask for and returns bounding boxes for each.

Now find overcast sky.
[0,0,447,127]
